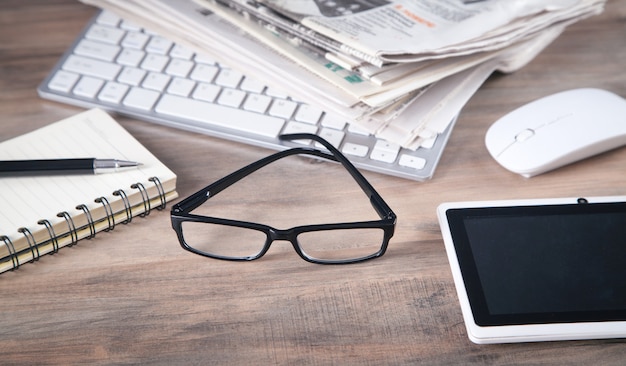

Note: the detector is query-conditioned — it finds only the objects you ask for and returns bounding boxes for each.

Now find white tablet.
[437,196,626,344]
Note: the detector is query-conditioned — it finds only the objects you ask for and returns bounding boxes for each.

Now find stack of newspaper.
[80,0,605,149]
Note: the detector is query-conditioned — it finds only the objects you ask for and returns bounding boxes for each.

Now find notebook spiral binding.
[131,182,150,218]
[113,188,133,224]
[1,176,167,272]
[95,196,115,232]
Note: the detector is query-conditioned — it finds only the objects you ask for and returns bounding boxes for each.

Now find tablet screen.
[445,202,626,326]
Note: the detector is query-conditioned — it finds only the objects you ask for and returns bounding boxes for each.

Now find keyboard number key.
[347,123,370,136]
[85,24,125,45]
[371,140,400,163]
[420,136,437,149]
[398,154,426,170]
[342,142,369,158]
[96,11,121,27]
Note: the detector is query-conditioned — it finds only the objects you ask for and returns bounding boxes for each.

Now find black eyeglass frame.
[170,133,397,264]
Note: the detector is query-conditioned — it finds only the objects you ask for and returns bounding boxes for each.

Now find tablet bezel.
[437,195,626,344]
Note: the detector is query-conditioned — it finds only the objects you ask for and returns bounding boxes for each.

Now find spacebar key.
[155,94,284,138]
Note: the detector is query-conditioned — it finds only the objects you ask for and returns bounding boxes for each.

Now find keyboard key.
[189,64,218,83]
[142,72,171,91]
[120,20,141,32]
[243,93,272,113]
[140,54,169,72]
[63,55,121,80]
[215,68,243,88]
[155,94,285,138]
[420,136,437,149]
[320,113,347,130]
[374,140,401,153]
[117,66,146,86]
[398,154,426,170]
[74,39,120,61]
[146,36,173,55]
[240,77,265,93]
[192,83,220,102]
[295,104,323,124]
[269,99,297,119]
[370,150,397,163]
[116,49,145,67]
[170,44,194,60]
[121,31,150,49]
[73,76,104,98]
[96,11,120,27]
[217,88,246,108]
[266,87,288,98]
[371,140,400,163]
[98,81,129,104]
[348,123,370,136]
[282,121,318,136]
[123,87,160,110]
[194,53,216,65]
[85,24,125,45]
[342,142,369,157]
[48,70,79,93]
[317,128,345,149]
[165,59,194,77]
[167,77,195,97]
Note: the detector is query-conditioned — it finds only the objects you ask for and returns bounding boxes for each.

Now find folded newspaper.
[80,0,604,149]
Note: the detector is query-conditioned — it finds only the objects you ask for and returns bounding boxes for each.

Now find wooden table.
[1,1,625,364]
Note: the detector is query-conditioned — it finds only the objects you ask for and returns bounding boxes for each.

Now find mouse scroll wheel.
[515,128,535,142]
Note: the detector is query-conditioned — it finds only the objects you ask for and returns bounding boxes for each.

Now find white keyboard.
[37,11,456,181]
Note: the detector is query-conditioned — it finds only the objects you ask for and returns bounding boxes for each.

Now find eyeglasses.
[170,133,396,264]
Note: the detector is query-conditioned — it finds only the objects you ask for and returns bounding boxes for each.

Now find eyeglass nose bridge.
[267,227,298,244]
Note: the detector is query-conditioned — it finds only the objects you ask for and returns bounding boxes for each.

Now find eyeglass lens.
[180,221,385,261]
[296,227,386,261]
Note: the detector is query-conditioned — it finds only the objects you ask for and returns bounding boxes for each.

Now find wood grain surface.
[1,1,625,364]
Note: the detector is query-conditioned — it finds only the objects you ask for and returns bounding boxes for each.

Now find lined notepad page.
[0,108,177,244]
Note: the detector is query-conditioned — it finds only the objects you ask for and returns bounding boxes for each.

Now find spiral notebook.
[0,108,178,274]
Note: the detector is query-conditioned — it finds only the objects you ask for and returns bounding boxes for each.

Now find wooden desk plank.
[1,0,625,364]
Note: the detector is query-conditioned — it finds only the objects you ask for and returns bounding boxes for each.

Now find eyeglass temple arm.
[172,141,338,213]
[280,133,396,220]
[173,133,395,221]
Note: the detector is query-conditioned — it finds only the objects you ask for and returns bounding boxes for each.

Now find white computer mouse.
[485,88,626,177]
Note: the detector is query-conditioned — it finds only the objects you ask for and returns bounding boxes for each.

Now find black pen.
[0,158,142,175]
